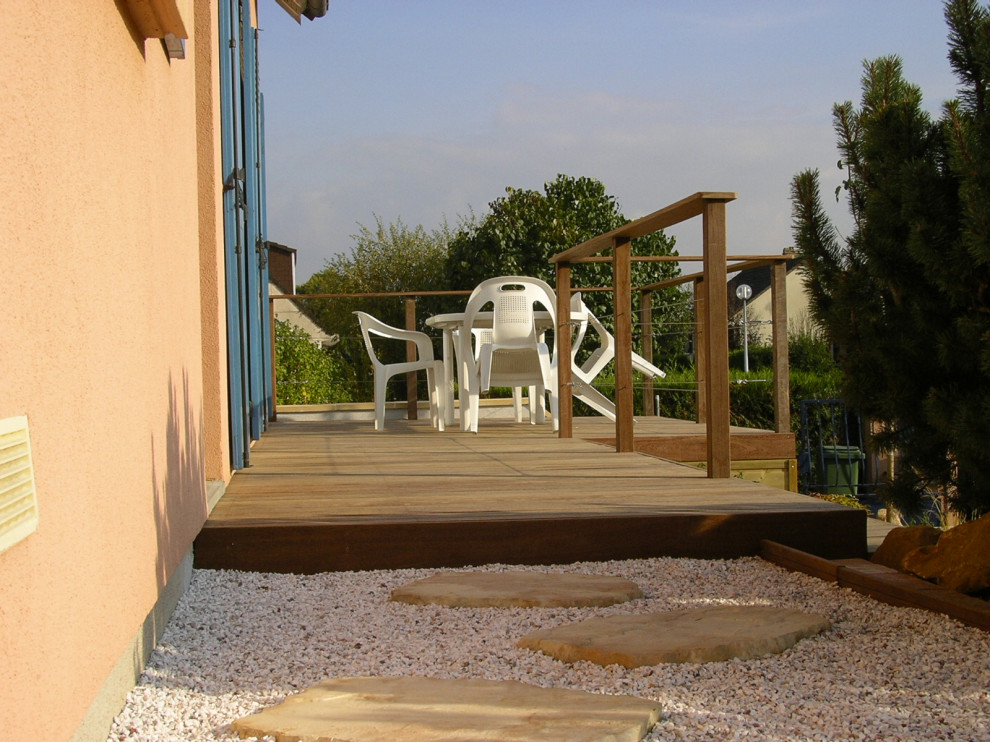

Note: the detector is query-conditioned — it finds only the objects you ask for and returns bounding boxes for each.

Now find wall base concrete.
[207,479,226,513]
[70,549,194,742]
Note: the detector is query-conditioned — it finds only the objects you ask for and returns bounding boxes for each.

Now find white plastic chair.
[459,276,558,432]
[452,327,536,424]
[569,292,666,421]
[353,311,444,432]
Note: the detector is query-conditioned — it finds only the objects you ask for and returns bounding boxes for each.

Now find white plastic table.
[426,311,567,430]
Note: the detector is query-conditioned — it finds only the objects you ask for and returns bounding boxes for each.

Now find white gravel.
[108,557,990,742]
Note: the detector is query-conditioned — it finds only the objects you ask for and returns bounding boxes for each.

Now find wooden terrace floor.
[193,416,868,573]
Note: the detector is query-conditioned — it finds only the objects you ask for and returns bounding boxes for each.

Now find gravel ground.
[108,557,990,742]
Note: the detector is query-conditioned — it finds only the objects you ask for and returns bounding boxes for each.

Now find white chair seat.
[453,328,541,424]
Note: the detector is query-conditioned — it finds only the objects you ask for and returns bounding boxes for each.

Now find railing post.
[771,259,791,433]
[614,236,635,452]
[702,200,731,477]
[641,290,655,416]
[404,297,419,420]
[694,277,707,424]
[556,262,573,438]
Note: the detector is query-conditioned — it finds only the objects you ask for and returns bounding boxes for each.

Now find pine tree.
[791,0,990,519]
[935,0,990,516]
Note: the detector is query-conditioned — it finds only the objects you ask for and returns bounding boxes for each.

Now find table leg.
[458,330,473,431]
[441,329,456,427]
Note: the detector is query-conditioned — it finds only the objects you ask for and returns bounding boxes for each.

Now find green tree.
[445,174,692,363]
[298,216,457,398]
[274,320,351,404]
[791,0,990,519]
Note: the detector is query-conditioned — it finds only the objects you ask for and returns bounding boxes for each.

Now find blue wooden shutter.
[219,0,275,469]
[241,17,266,442]
[219,0,248,469]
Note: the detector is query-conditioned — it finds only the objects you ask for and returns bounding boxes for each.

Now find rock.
[517,605,831,667]
[230,676,662,742]
[902,513,990,594]
[390,570,644,608]
[871,525,942,570]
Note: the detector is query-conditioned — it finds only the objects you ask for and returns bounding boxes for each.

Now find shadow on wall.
[112,0,151,56]
[74,373,208,742]
[151,369,208,592]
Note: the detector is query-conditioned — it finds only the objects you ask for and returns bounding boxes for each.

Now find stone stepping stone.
[518,605,831,667]
[390,571,644,608]
[230,676,661,742]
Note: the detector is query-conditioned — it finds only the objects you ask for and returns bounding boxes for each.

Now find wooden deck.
[193,416,867,573]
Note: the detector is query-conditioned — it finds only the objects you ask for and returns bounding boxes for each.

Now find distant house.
[268,242,339,347]
[0,3,327,740]
[727,254,817,345]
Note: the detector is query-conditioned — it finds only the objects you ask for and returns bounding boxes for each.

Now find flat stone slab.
[518,605,831,667]
[390,571,644,608]
[230,676,661,742]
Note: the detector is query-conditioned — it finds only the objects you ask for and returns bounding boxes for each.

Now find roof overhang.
[273,0,329,22]
[121,0,188,39]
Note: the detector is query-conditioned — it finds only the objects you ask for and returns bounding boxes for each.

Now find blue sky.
[258,1,960,283]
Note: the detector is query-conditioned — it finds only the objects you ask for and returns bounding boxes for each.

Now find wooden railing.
[551,191,794,478]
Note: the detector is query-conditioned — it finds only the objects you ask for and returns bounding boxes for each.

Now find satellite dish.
[736,284,752,301]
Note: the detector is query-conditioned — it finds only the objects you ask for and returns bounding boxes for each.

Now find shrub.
[645,366,842,432]
[729,333,836,375]
[274,320,352,404]
[809,491,870,511]
[729,345,773,371]
[789,332,836,373]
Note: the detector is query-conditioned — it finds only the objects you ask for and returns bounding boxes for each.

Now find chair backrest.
[470,328,492,360]
[353,311,385,370]
[492,289,538,347]
[566,294,665,382]
[451,328,495,361]
[569,292,614,379]
[570,292,591,357]
[463,276,557,353]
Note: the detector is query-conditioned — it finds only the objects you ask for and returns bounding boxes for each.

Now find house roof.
[269,281,339,348]
[726,255,804,316]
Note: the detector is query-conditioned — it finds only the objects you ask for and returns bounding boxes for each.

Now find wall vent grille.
[0,416,39,553]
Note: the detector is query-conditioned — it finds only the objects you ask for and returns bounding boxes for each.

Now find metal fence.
[797,398,883,513]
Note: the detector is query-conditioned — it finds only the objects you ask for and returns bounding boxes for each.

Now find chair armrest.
[355,311,436,361]
[631,351,666,379]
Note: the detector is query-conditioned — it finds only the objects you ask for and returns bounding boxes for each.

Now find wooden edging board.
[760,540,990,632]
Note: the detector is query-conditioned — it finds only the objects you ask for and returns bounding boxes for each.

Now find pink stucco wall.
[0,4,228,738]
